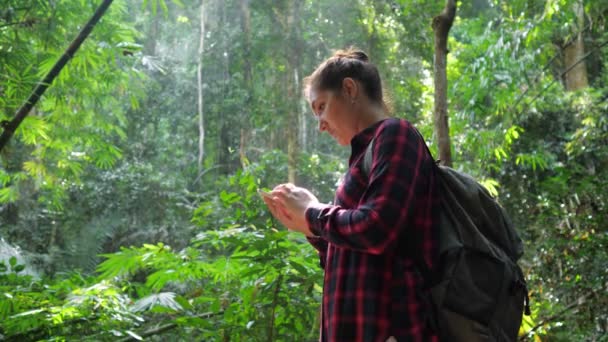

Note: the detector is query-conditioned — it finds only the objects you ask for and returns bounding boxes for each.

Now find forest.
[0,0,607,340]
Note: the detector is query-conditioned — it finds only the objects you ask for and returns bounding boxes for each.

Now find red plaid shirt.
[306,118,440,342]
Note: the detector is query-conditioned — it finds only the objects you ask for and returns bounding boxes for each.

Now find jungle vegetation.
[0,0,607,340]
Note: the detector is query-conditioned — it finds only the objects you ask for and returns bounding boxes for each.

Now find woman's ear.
[342,77,358,100]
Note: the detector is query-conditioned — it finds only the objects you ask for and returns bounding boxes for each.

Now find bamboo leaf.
[125,330,143,341]
[131,292,183,312]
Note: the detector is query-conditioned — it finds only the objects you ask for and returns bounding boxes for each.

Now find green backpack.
[362,129,530,342]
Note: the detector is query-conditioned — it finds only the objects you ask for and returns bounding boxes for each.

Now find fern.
[131,292,182,312]
[97,247,144,279]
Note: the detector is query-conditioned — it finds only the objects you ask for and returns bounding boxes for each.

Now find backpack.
[362,128,530,342]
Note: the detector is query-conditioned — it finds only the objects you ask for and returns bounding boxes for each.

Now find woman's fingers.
[262,197,277,215]
[263,194,293,223]
[274,195,293,220]
[270,190,290,208]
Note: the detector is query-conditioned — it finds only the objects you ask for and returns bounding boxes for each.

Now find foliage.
[0,0,607,340]
[0,170,323,341]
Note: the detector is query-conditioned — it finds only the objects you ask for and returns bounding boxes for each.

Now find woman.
[262,49,440,342]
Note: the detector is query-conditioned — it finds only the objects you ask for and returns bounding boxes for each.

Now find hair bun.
[333,48,369,62]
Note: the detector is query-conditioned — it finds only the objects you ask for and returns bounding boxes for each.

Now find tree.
[285,0,304,184]
[197,0,206,171]
[239,0,252,168]
[563,0,589,91]
[432,0,456,167]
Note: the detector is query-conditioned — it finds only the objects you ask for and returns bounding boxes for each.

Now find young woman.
[262,49,440,342]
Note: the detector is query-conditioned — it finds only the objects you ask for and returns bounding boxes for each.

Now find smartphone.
[257,189,274,200]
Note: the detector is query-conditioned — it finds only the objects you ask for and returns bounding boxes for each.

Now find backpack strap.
[362,126,437,179]
[362,138,374,179]
[413,127,439,165]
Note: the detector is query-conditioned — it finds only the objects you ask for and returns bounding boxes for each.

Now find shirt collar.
[350,118,390,151]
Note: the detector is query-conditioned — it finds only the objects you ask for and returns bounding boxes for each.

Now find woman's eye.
[319,104,325,112]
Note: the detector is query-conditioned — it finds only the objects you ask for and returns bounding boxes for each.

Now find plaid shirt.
[306,118,440,342]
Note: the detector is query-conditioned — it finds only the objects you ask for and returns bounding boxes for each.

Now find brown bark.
[196,0,206,171]
[239,128,248,169]
[563,0,588,91]
[432,0,456,167]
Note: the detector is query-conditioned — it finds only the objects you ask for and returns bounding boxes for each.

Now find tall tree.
[432,0,456,167]
[563,0,589,91]
[239,0,252,168]
[285,0,303,184]
[197,0,206,171]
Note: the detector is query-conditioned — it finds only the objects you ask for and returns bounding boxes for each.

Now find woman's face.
[309,88,356,146]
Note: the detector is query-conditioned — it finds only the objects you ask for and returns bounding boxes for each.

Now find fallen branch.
[0,21,30,29]
[117,311,224,341]
[5,314,101,342]
[519,286,606,340]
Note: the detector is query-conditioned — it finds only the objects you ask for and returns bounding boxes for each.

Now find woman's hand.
[261,183,323,237]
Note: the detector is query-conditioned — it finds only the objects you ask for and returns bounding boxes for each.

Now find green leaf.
[131,292,183,312]
[479,178,500,197]
[97,248,142,279]
[174,295,193,311]
[0,186,18,203]
[289,260,309,276]
[160,0,169,15]
[126,330,143,341]
[151,0,158,15]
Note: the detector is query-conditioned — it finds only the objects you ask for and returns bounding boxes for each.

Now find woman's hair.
[303,48,390,111]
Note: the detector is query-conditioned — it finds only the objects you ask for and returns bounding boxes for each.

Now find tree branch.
[268,273,283,342]
[508,22,592,113]
[117,311,223,342]
[0,0,114,152]
[0,21,27,29]
[517,38,608,116]
[519,286,606,340]
[5,314,101,342]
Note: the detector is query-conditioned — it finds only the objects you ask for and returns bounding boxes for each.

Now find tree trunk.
[240,0,252,168]
[144,15,159,55]
[432,0,456,167]
[286,0,303,184]
[197,0,206,172]
[239,128,248,169]
[297,68,308,152]
[564,0,588,91]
